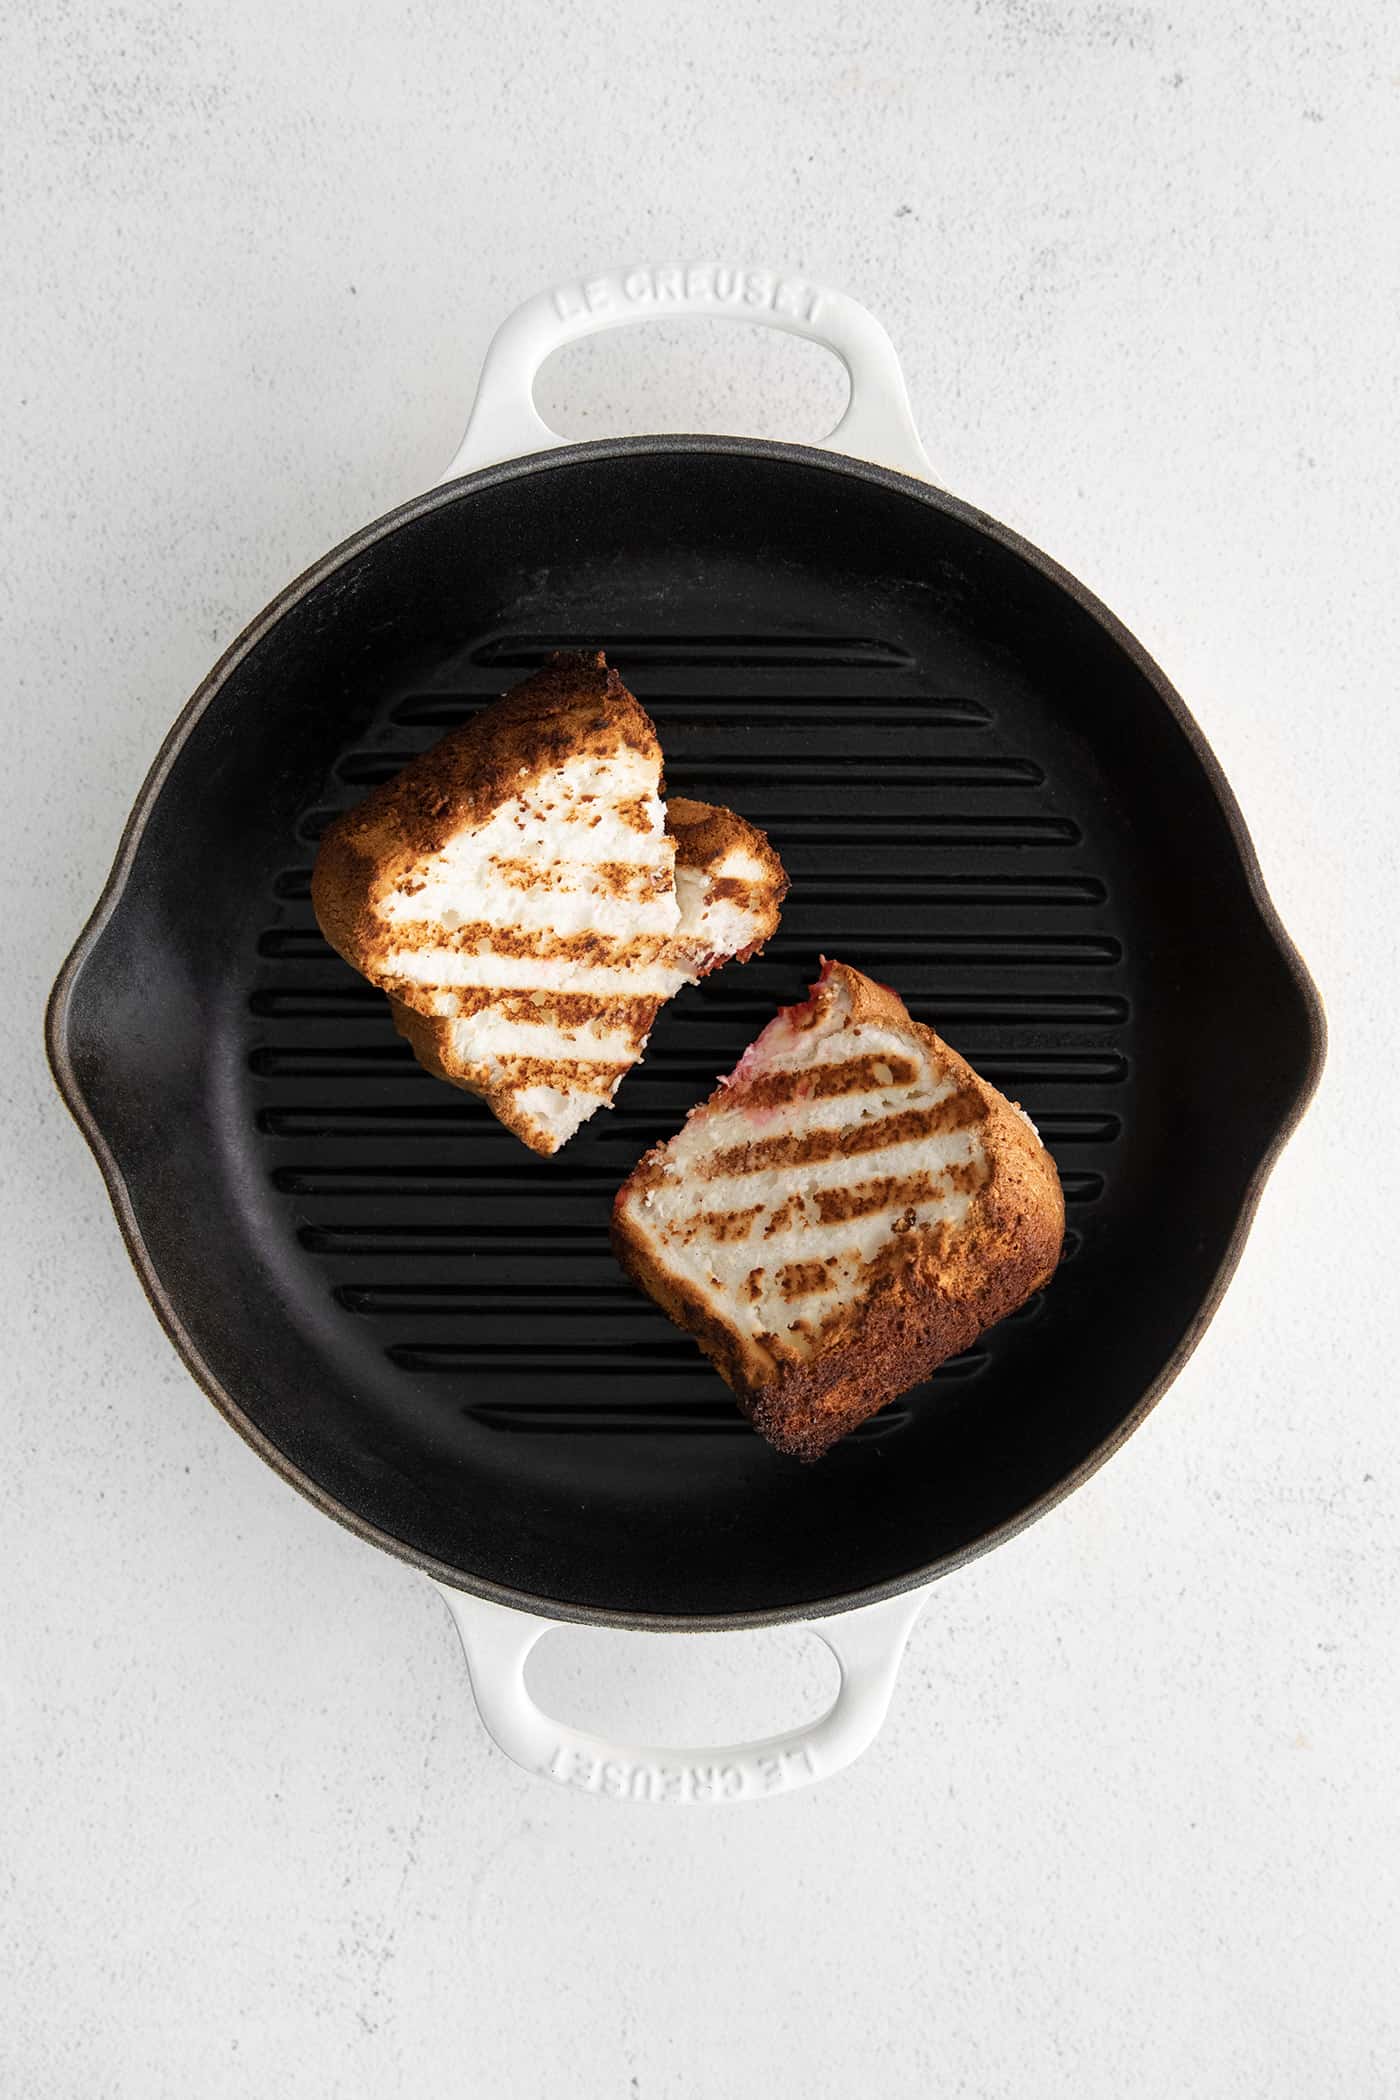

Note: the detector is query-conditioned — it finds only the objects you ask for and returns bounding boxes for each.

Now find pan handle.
[431,1580,930,1803]
[440,264,931,483]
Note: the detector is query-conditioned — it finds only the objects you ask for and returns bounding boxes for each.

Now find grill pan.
[47,267,1324,1800]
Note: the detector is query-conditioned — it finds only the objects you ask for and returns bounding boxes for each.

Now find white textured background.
[3,3,1398,2095]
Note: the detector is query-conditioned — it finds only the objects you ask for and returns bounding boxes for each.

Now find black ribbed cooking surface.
[58,443,1320,1618]
[248,628,1119,1445]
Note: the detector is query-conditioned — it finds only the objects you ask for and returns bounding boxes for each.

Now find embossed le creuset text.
[552,266,826,325]
[548,1741,817,1802]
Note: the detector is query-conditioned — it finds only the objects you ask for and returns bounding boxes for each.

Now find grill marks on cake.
[383,794,783,1149]
[628,1034,994,1363]
[661,1089,989,1329]
[775,1259,837,1301]
[693,1205,766,1244]
[738,1052,921,1112]
[734,1148,986,1323]
[383,913,680,1086]
[361,701,681,1130]
[614,797,655,834]
[706,875,769,914]
[702,1090,985,1180]
[387,920,676,967]
[814,1166,969,1226]
[485,856,667,902]
[380,811,782,1103]
[405,986,659,1036]
[473,1053,634,1095]
[763,1197,802,1239]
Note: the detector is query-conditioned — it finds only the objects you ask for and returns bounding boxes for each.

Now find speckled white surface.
[3,2,1398,2093]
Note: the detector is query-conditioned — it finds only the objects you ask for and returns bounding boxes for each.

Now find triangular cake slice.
[391,796,787,1151]
[312,651,786,1154]
[313,650,675,1021]
[612,960,1064,1457]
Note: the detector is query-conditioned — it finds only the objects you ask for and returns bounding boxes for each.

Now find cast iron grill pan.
[54,443,1321,1623]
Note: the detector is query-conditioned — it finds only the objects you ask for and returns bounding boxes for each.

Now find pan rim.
[45,434,1328,1630]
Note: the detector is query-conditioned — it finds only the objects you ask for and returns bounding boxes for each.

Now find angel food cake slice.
[612,960,1064,1457]
[392,796,785,1146]
[312,651,785,1153]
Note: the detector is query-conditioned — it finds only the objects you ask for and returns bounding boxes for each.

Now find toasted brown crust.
[611,960,1066,1459]
[663,796,789,961]
[310,650,663,994]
